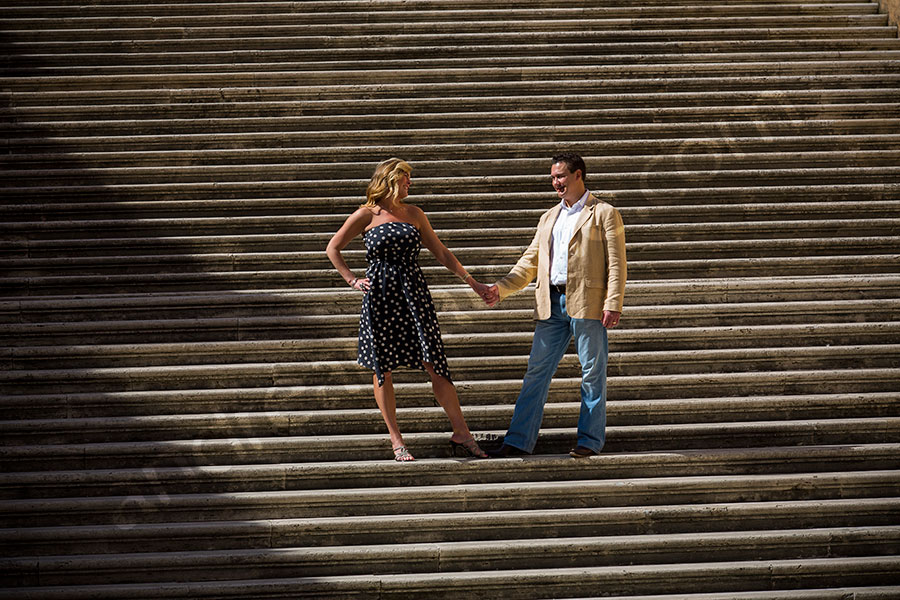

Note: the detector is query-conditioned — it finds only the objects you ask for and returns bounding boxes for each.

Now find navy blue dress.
[358,221,452,386]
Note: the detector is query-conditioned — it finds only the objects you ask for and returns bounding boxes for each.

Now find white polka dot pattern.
[358,222,451,386]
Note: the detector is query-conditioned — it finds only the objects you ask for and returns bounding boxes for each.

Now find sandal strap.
[392,445,413,460]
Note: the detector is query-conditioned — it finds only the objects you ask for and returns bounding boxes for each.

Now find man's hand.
[602,310,621,328]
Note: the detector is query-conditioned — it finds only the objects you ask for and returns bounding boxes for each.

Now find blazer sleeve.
[603,206,627,313]
[495,224,541,301]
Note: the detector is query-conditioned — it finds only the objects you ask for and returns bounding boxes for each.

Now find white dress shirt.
[549,190,589,285]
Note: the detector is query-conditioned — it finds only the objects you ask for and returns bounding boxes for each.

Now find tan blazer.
[496,194,626,321]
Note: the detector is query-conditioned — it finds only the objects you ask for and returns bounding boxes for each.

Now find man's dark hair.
[552,153,586,182]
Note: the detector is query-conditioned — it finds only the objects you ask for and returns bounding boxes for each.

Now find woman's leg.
[424,363,486,457]
[423,362,469,439]
[372,371,414,460]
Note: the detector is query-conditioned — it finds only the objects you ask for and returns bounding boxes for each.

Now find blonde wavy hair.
[364,158,411,207]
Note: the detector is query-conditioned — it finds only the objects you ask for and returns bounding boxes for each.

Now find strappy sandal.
[449,436,488,458]
[393,445,415,462]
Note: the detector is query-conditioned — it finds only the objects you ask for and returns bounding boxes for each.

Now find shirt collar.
[560,190,589,214]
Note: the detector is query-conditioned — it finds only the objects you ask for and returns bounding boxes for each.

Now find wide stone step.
[0,558,898,600]
[10,253,897,295]
[4,239,897,279]
[1,15,892,45]
[4,167,899,203]
[2,340,898,390]
[6,321,899,370]
[5,58,900,94]
[2,495,897,556]
[6,100,897,128]
[5,526,899,587]
[9,368,898,420]
[4,301,898,345]
[8,129,900,161]
[1,418,898,472]
[1,3,883,29]
[6,77,900,113]
[5,199,897,235]
[2,275,895,323]
[2,187,896,227]
[2,220,897,259]
[3,391,897,445]
[0,0,879,14]
[9,119,900,153]
[2,468,897,526]
[3,558,899,600]
[2,443,896,499]
[10,48,900,76]
[7,112,900,142]
[7,149,900,188]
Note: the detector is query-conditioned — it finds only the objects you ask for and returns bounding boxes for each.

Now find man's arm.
[485,226,542,306]
[603,206,627,314]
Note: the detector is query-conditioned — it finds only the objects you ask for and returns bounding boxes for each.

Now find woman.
[326,158,489,461]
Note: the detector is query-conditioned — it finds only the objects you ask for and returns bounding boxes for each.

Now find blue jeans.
[504,289,609,454]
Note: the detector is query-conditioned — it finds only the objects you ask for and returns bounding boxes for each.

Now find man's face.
[550,162,580,202]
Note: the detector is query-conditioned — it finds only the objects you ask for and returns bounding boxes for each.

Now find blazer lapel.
[569,195,597,246]
[541,204,562,249]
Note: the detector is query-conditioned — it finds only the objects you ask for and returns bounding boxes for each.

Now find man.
[484,153,626,458]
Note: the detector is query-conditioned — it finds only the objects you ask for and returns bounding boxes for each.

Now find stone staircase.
[1,0,899,598]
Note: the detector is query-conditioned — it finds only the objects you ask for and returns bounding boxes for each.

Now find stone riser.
[6,225,898,257]
[4,496,898,556]
[0,559,897,600]
[7,369,896,420]
[8,120,900,153]
[6,61,900,94]
[2,4,885,28]
[3,392,898,446]
[2,418,898,472]
[7,81,900,115]
[3,343,898,392]
[4,308,896,346]
[6,150,900,187]
[2,443,896,499]
[10,134,900,164]
[0,0,880,15]
[11,51,900,77]
[2,18,893,46]
[8,87,897,114]
[5,256,898,295]
[7,101,897,128]
[2,469,897,526]
[6,527,900,587]
[4,241,898,279]
[2,276,895,322]
[31,186,889,219]
[8,207,900,238]
[6,322,899,369]
[4,168,899,201]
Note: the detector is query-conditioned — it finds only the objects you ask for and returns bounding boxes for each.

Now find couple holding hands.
[326,153,627,462]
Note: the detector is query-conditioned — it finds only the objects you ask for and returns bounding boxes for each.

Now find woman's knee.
[423,362,452,385]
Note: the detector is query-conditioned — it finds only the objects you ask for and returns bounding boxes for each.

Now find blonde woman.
[326,158,490,461]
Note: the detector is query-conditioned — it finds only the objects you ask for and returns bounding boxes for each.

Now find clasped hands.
[468,279,500,307]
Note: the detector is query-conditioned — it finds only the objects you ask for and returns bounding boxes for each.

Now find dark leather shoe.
[569,446,597,458]
[487,443,529,458]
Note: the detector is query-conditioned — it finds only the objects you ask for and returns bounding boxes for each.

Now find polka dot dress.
[358,222,452,387]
